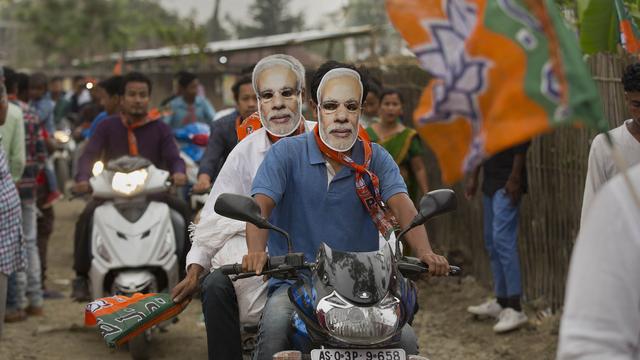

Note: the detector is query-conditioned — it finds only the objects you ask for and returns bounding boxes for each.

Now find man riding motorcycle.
[71,72,189,301]
[242,61,450,359]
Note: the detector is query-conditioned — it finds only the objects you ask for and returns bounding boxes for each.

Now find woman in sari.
[366,89,429,202]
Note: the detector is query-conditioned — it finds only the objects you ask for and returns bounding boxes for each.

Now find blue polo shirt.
[251,131,407,262]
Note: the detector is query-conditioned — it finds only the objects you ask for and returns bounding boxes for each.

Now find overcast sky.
[159,0,347,27]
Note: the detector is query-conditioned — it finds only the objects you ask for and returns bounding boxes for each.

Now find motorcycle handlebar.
[397,256,462,277]
[220,255,462,278]
[219,255,294,276]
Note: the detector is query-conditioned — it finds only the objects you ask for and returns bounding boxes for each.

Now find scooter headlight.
[111,169,148,196]
[54,130,70,144]
[316,291,401,345]
[92,161,104,177]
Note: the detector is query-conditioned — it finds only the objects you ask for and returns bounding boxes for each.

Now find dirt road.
[0,201,558,359]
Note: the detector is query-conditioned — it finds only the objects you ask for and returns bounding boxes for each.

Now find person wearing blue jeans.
[465,142,530,333]
[5,202,43,321]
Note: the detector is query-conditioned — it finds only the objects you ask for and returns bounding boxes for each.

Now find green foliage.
[205,0,230,41]
[229,0,304,39]
[5,0,207,66]
[345,0,387,26]
[576,0,620,54]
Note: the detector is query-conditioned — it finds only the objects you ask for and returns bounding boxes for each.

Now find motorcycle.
[52,120,77,195]
[174,123,210,212]
[87,156,184,360]
[215,190,461,360]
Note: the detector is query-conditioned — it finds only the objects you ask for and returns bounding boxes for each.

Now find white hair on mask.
[317,68,363,152]
[252,54,306,94]
[316,68,363,105]
[252,54,305,137]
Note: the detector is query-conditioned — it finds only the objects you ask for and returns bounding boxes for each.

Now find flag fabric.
[578,0,640,55]
[85,293,186,347]
[386,0,607,183]
[615,0,640,53]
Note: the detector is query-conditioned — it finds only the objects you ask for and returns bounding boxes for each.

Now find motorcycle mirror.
[215,193,267,227]
[415,189,457,225]
[395,189,457,257]
[215,193,293,252]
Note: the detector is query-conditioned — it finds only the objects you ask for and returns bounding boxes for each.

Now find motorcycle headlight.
[316,291,401,345]
[111,169,148,196]
[54,130,70,144]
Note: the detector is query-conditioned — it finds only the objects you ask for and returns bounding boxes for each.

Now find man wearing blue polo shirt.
[243,61,450,360]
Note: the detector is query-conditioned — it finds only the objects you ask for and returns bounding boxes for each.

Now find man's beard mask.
[259,95,303,137]
[317,68,363,152]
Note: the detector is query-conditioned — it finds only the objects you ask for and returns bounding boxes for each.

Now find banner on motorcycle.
[386,0,607,183]
[85,293,187,347]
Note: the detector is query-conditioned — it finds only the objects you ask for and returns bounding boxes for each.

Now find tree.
[5,0,207,67]
[228,0,304,39]
[205,0,230,41]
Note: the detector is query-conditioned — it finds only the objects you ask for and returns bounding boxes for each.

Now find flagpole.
[604,132,640,209]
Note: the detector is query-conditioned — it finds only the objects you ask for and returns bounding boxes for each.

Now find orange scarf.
[236,112,305,143]
[121,109,161,156]
[313,126,397,238]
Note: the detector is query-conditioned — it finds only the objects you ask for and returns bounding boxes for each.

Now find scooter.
[87,156,184,360]
[215,190,461,360]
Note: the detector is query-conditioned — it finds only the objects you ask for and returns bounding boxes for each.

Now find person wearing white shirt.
[581,63,640,225]
[558,162,640,359]
[171,54,309,360]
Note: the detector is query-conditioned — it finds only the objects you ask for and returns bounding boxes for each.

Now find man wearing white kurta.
[171,54,310,360]
[581,63,640,225]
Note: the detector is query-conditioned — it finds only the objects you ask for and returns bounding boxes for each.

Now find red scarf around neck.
[313,126,398,238]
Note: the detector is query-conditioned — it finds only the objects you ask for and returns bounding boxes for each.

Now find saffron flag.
[85,293,186,347]
[578,0,640,55]
[615,0,640,54]
[386,0,607,183]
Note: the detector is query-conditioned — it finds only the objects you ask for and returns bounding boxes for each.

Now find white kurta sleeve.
[559,178,640,360]
[186,147,252,270]
[580,134,610,226]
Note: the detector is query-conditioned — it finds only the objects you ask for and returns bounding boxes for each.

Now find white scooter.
[87,156,183,359]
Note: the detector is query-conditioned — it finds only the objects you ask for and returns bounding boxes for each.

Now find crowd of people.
[1,54,639,359]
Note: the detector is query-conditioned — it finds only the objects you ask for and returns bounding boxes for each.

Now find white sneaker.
[493,308,528,333]
[467,299,503,318]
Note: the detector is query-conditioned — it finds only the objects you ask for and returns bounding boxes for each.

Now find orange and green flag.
[578,0,640,55]
[615,0,640,53]
[85,293,186,347]
[386,0,607,183]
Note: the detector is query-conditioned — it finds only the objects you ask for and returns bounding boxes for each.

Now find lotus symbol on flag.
[413,0,488,126]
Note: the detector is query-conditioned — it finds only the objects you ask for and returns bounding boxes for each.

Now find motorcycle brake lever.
[229,265,298,282]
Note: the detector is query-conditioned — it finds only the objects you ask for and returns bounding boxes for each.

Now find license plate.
[310,348,406,360]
